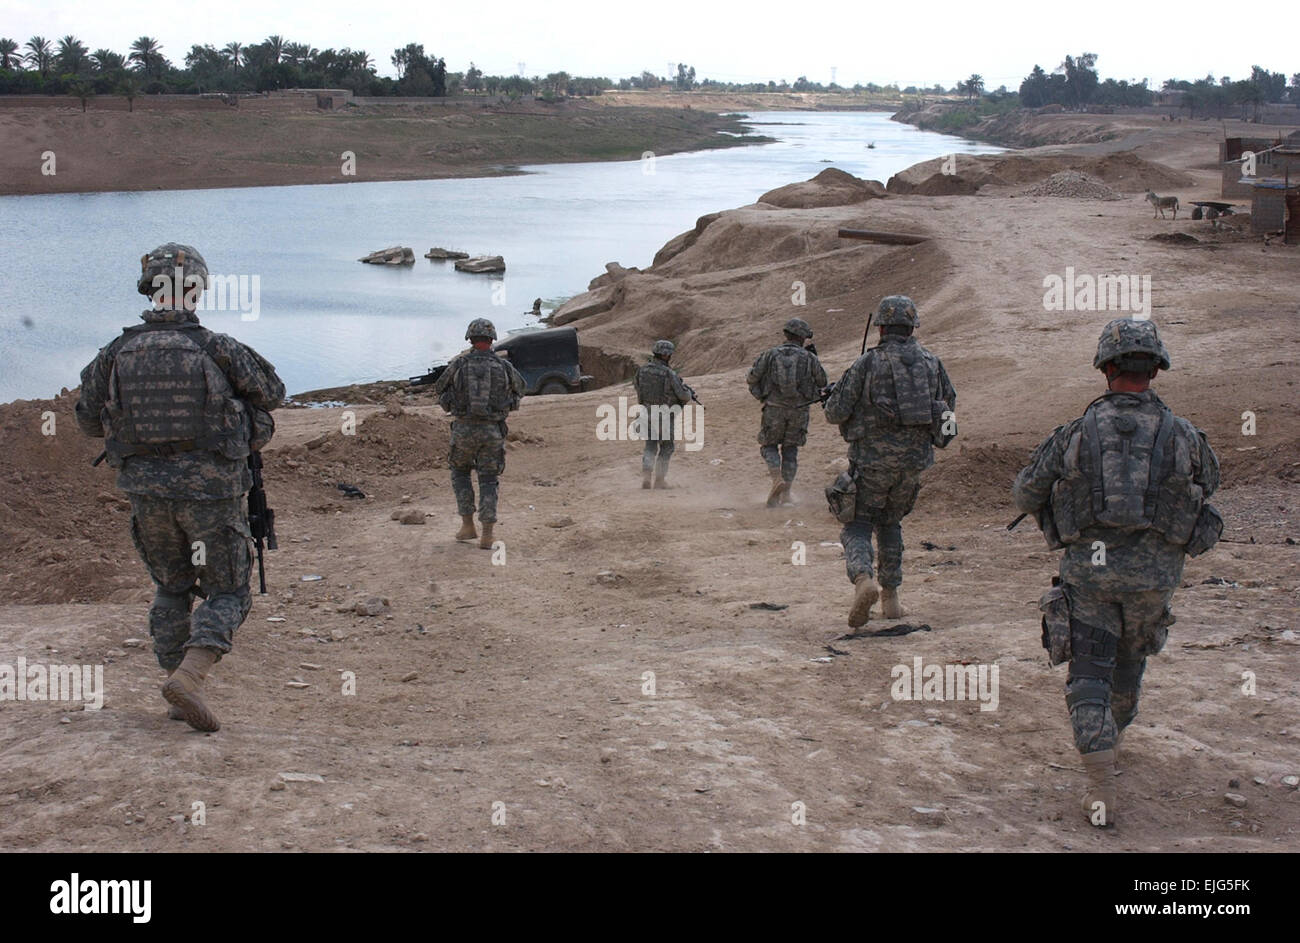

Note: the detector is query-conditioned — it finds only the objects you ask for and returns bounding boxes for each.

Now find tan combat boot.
[478,522,495,550]
[1080,749,1118,827]
[848,575,879,628]
[642,469,653,490]
[881,586,906,619]
[765,472,786,508]
[164,668,185,720]
[654,473,668,490]
[779,480,795,505]
[455,514,477,541]
[161,647,221,732]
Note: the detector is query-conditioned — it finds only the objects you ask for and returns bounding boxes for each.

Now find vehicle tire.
[539,381,568,395]
[1191,206,1203,220]
[1205,207,1219,220]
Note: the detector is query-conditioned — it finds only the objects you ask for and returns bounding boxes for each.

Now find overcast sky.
[3,0,1294,89]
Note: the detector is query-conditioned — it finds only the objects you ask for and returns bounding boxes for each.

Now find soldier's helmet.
[465,318,498,341]
[137,243,208,297]
[870,295,919,328]
[783,317,813,339]
[653,339,675,358]
[1093,318,1171,372]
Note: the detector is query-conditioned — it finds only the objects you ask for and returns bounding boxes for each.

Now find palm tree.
[222,41,243,75]
[68,79,95,111]
[24,36,53,77]
[57,35,88,75]
[283,42,314,67]
[0,38,19,71]
[965,73,984,101]
[264,34,284,64]
[128,36,163,79]
[117,75,141,111]
[91,48,125,73]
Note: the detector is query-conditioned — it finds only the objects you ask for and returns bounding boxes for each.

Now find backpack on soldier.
[103,325,242,463]
[457,352,511,420]
[771,346,807,400]
[1050,394,1207,548]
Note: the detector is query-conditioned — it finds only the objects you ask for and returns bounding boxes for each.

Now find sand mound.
[276,410,452,480]
[0,391,144,604]
[887,149,1191,196]
[919,443,1032,510]
[758,168,887,208]
[1020,171,1121,200]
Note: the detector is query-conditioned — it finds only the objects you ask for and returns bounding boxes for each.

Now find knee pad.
[153,589,193,612]
[1113,657,1146,695]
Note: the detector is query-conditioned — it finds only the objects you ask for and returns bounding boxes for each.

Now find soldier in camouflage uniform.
[435,318,526,549]
[633,339,694,489]
[1013,318,1220,827]
[747,318,828,507]
[823,296,956,627]
[76,243,284,732]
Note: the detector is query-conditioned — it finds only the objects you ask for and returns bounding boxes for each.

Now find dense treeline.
[1,34,1296,115]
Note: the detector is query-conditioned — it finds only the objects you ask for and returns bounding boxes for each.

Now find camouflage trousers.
[449,419,506,523]
[1063,583,1175,755]
[641,411,676,476]
[128,494,253,671]
[759,403,810,483]
[840,466,923,589]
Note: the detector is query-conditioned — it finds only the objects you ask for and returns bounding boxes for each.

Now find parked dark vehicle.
[493,326,592,395]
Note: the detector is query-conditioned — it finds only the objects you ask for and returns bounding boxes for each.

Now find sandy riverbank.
[2,114,1297,851]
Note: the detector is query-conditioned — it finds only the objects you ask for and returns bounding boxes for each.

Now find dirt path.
[1,117,1297,852]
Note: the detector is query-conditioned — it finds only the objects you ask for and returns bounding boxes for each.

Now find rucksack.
[458,352,511,420]
[1051,394,1203,545]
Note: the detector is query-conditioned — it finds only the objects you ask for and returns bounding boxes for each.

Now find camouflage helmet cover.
[871,295,919,328]
[652,339,675,358]
[1093,318,1171,371]
[465,318,498,341]
[783,317,813,339]
[137,242,209,297]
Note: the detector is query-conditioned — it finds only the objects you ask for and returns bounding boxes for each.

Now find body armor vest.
[456,350,512,421]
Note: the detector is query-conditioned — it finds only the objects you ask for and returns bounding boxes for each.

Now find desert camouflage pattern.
[76,309,285,499]
[1013,388,1219,756]
[870,294,920,328]
[1012,391,1219,593]
[465,317,498,341]
[435,348,526,422]
[128,494,252,670]
[782,317,813,339]
[824,335,956,587]
[436,350,525,523]
[448,420,508,522]
[634,358,692,476]
[137,242,209,298]
[1093,317,1170,371]
[747,341,827,408]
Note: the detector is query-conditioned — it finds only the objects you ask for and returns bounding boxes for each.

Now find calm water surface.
[0,112,1001,400]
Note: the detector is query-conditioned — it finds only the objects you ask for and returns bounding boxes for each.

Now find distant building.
[1222,131,1300,198]
[1244,175,1300,241]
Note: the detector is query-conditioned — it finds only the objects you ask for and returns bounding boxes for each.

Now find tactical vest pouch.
[1039,581,1072,666]
[1150,430,1200,545]
[826,470,858,524]
[931,399,956,448]
[883,347,934,427]
[1184,502,1223,557]
[462,356,508,420]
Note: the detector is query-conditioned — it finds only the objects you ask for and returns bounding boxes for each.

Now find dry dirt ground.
[0,115,1297,852]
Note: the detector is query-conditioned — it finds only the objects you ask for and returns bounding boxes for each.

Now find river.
[0,111,1001,401]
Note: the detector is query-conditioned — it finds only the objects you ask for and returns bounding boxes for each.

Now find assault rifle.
[683,382,705,410]
[1007,512,1028,531]
[795,383,837,409]
[247,452,277,594]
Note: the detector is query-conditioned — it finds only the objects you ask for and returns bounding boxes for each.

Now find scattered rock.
[400,671,418,683]
[595,570,622,586]
[455,255,506,274]
[286,681,310,689]
[412,832,429,842]
[122,638,147,648]
[269,780,286,792]
[911,806,948,827]
[1282,775,1299,789]
[546,515,575,528]
[1021,171,1121,200]
[749,602,788,611]
[278,772,325,784]
[425,247,469,260]
[355,596,390,616]
[1224,792,1248,808]
[398,510,426,525]
[384,397,404,418]
[359,246,415,265]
